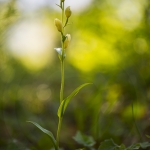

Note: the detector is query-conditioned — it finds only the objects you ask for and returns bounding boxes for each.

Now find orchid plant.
[27,1,150,150]
[27,0,91,149]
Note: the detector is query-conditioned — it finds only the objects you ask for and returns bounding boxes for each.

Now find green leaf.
[139,142,150,149]
[146,135,150,139]
[73,131,96,147]
[119,144,126,150]
[127,143,140,150]
[127,142,150,150]
[57,83,92,117]
[98,139,119,150]
[27,121,58,150]
[98,140,150,150]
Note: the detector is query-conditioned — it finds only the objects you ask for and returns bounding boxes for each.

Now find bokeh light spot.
[7,19,55,71]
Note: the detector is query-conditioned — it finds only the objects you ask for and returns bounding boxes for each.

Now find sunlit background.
[1,0,150,149]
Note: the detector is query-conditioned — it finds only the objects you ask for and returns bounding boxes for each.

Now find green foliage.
[127,142,150,150]
[1,0,150,149]
[146,135,150,139]
[57,83,92,117]
[98,139,119,150]
[139,142,150,149]
[98,139,150,150]
[27,121,58,150]
[73,131,96,148]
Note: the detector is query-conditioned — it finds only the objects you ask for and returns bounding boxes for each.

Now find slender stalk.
[56,117,63,147]
[62,2,64,25]
[56,55,64,148]
[60,58,65,103]
[56,51,64,149]
[56,1,65,148]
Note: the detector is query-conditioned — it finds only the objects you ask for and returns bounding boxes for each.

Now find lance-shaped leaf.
[146,135,150,139]
[27,121,58,150]
[58,83,92,118]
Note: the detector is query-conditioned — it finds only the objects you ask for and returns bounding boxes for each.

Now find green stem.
[56,1,65,149]
[62,2,64,25]
[56,117,63,147]
[57,49,65,148]
[60,1,65,103]
[60,58,65,103]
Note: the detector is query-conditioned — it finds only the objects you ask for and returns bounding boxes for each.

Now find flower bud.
[65,6,72,18]
[64,34,71,49]
[54,18,63,32]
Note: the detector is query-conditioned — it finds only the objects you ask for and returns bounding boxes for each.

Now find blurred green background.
[1,0,150,149]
